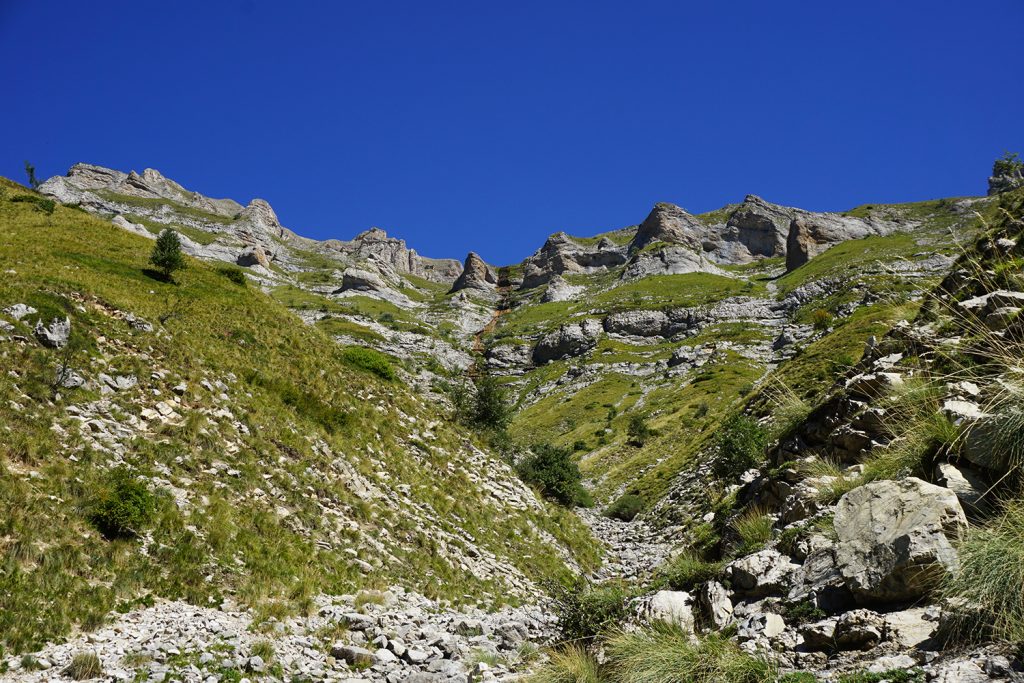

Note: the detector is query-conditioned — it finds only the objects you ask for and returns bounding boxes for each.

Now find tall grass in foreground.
[943,499,1024,643]
[606,625,776,683]
[525,645,601,683]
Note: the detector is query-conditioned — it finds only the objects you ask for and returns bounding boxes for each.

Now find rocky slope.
[5,160,1023,681]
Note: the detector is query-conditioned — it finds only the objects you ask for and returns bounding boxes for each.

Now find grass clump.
[732,506,774,554]
[517,443,592,507]
[605,494,644,522]
[837,668,924,683]
[661,551,723,591]
[339,346,397,381]
[713,414,769,479]
[64,652,103,680]
[606,625,776,683]
[943,499,1024,643]
[87,467,156,540]
[525,645,600,683]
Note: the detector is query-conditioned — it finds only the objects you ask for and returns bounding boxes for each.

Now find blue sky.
[2,1,1022,264]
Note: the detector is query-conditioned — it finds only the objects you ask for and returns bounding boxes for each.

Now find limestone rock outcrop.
[835,478,967,603]
[449,252,497,293]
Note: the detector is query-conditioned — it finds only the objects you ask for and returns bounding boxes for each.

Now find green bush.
[11,194,55,215]
[605,494,644,522]
[550,579,628,642]
[517,443,590,507]
[340,346,397,381]
[607,625,776,683]
[713,414,769,479]
[661,551,722,591]
[88,468,155,539]
[217,266,248,286]
[471,376,513,431]
[627,414,654,446]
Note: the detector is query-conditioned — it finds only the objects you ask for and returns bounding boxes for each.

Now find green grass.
[525,645,601,683]
[943,499,1024,643]
[606,626,776,683]
[94,190,233,224]
[0,178,600,653]
[122,213,221,245]
[733,506,774,554]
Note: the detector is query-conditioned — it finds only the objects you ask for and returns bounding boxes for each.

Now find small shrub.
[149,229,186,281]
[525,645,600,683]
[713,414,769,479]
[605,494,644,522]
[811,309,833,331]
[64,652,103,680]
[24,160,40,190]
[606,625,776,683]
[11,194,55,214]
[517,443,590,507]
[627,414,654,446]
[88,468,156,540]
[662,551,723,591]
[733,506,774,554]
[571,439,588,452]
[471,376,513,431]
[550,579,628,642]
[217,266,248,286]
[780,600,826,625]
[340,346,397,381]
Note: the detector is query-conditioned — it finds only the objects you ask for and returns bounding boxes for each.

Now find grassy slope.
[0,179,598,653]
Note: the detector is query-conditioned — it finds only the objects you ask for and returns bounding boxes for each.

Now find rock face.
[630,203,704,252]
[449,252,497,293]
[519,233,627,289]
[724,194,797,259]
[532,320,601,364]
[328,228,462,284]
[540,275,585,303]
[834,478,968,603]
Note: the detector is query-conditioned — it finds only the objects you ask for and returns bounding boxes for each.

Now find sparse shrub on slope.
[472,375,513,431]
[217,265,248,286]
[550,578,628,643]
[605,494,644,522]
[713,414,768,479]
[626,413,654,446]
[88,467,156,540]
[340,346,397,381]
[606,625,776,683]
[517,443,591,507]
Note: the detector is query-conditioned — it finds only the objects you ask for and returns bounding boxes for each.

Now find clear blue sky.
[3,1,1022,264]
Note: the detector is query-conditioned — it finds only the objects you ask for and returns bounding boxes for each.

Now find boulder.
[339,267,390,293]
[934,462,989,514]
[330,643,377,667]
[835,478,968,603]
[725,549,799,599]
[833,609,884,650]
[541,275,584,303]
[3,303,37,320]
[603,310,669,337]
[697,581,733,630]
[34,317,71,348]
[636,591,696,634]
[532,320,601,364]
[484,344,532,370]
[236,245,271,269]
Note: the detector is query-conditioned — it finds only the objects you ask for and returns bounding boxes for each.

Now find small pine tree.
[149,229,186,282]
[24,160,39,190]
